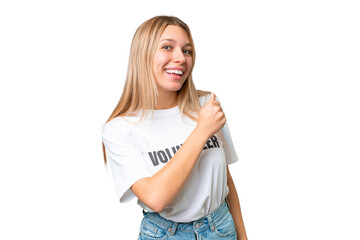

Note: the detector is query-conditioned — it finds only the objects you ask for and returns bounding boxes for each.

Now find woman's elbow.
[131,179,167,212]
[149,202,166,213]
[144,191,168,213]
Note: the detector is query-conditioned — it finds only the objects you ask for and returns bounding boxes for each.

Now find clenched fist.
[196,93,226,139]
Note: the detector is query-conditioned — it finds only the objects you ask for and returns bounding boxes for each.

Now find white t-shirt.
[102,94,238,222]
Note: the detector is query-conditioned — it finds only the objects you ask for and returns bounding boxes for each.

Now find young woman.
[102,16,248,240]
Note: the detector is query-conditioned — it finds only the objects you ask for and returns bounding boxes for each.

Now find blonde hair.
[102,16,209,164]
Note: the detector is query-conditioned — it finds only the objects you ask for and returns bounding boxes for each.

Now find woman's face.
[152,25,193,95]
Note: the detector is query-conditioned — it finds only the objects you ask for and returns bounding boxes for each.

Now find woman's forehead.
[159,25,190,43]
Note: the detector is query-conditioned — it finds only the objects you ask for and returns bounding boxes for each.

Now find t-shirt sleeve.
[200,93,239,165]
[102,121,153,203]
[219,121,239,165]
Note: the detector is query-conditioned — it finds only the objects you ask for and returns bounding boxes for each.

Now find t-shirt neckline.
[151,105,180,116]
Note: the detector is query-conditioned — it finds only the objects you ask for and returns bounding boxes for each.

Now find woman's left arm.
[226,165,248,240]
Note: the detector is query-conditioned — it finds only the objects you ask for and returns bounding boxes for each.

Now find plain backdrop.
[1,0,359,239]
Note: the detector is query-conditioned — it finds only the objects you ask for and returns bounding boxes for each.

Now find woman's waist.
[142,198,229,229]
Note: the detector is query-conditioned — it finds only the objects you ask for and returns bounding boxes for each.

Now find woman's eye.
[163,46,171,50]
[183,50,191,54]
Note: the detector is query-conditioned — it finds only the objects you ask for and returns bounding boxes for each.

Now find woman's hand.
[196,93,226,139]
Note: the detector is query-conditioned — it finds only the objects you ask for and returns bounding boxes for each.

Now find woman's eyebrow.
[160,38,192,47]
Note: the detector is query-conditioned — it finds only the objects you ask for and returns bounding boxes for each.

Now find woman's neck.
[155,91,178,110]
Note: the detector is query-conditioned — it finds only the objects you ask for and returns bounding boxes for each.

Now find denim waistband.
[141,199,230,236]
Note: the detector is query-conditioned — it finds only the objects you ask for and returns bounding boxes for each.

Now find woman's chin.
[162,84,184,93]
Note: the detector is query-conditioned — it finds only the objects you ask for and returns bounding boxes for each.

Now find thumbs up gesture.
[196,93,226,139]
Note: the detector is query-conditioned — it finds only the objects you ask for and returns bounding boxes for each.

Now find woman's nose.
[172,48,185,63]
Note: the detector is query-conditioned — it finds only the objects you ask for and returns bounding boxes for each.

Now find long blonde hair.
[103,16,209,164]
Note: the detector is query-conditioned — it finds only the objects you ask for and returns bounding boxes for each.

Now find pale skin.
[130,25,247,239]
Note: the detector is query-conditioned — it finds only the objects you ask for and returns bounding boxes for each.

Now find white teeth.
[165,69,184,75]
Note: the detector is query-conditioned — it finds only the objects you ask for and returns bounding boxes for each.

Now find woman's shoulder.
[102,116,139,137]
[197,90,211,99]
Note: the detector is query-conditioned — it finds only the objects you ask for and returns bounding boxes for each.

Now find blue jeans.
[137,199,237,240]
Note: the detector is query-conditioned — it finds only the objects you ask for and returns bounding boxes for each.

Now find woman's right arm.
[130,94,225,212]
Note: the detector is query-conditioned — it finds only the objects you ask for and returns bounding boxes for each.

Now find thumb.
[208,93,216,103]
[203,93,216,107]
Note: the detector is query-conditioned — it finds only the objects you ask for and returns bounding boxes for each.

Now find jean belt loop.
[169,222,178,236]
[207,214,216,232]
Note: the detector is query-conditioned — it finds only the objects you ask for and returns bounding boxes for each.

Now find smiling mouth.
[164,69,184,76]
